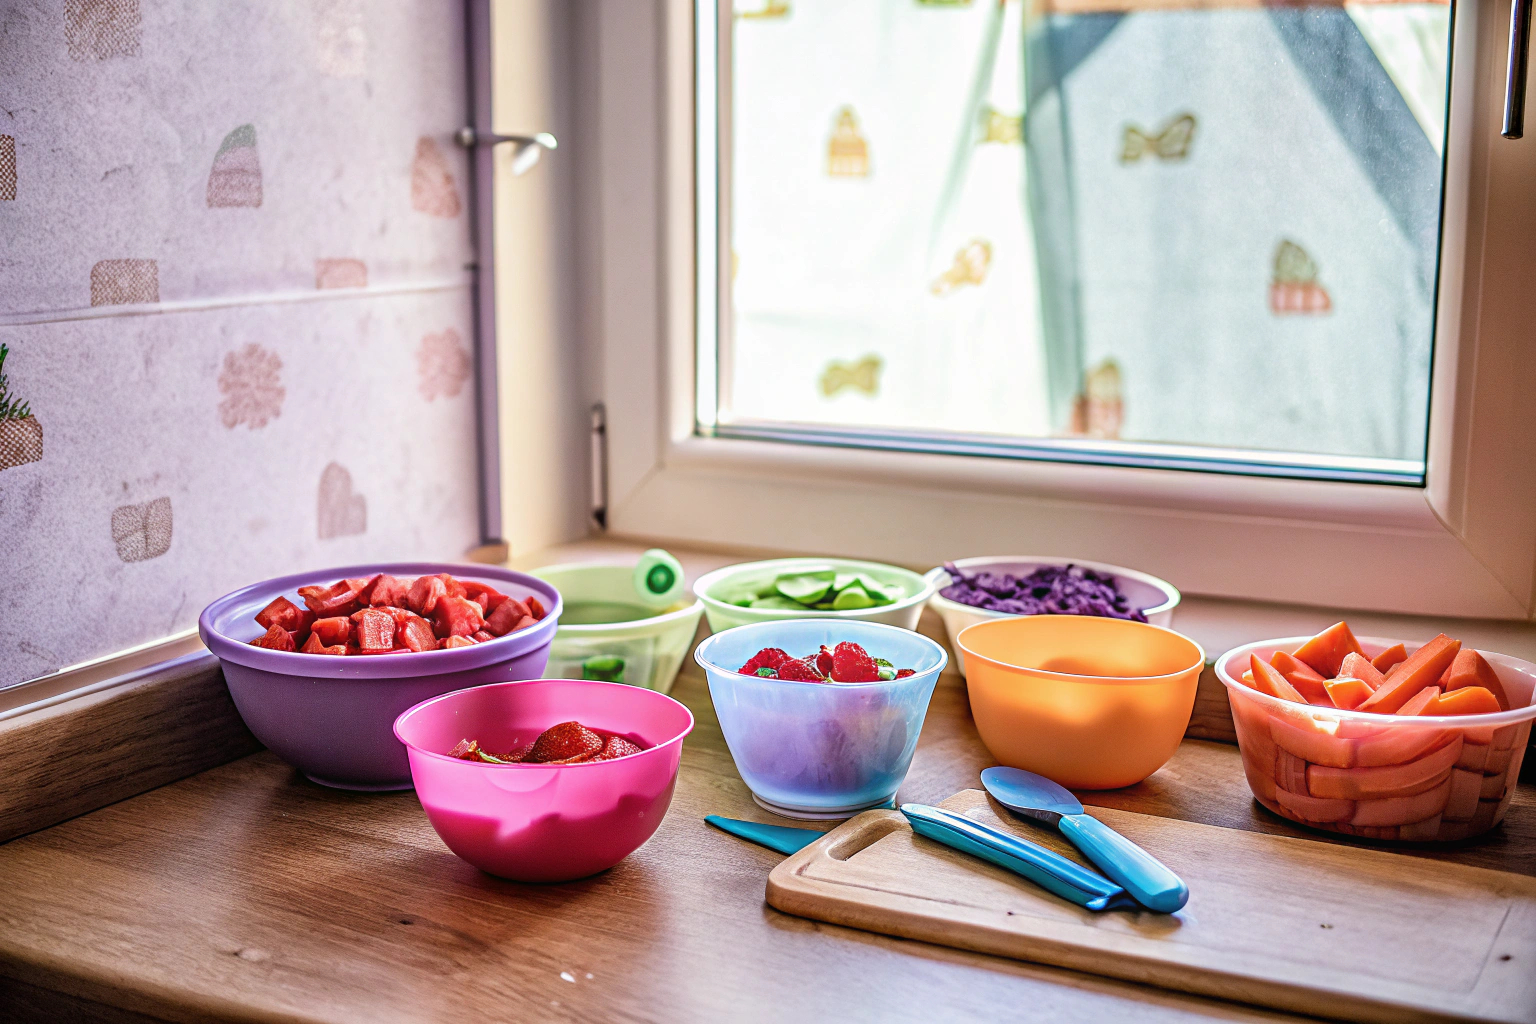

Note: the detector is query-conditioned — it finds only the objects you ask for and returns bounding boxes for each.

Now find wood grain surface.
[768,790,1536,1024]
[0,655,260,845]
[0,538,1531,1023]
[0,613,1531,1024]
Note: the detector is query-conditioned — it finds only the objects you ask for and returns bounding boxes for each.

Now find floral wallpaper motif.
[0,2,479,686]
[218,344,285,429]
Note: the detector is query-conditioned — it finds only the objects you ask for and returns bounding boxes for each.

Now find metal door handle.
[1505,0,1532,139]
[456,128,558,174]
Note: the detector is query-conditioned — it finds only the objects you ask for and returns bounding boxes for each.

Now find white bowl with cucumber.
[692,557,935,634]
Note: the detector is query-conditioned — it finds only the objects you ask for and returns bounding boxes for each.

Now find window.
[701,0,1455,484]
[588,0,1535,619]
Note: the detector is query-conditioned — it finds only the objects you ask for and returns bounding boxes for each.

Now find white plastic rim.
[1214,635,1536,726]
[924,556,1180,624]
[693,557,936,621]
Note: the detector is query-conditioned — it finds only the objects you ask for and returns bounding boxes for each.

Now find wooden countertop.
[0,558,1532,1023]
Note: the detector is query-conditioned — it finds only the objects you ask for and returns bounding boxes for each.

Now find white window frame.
[586,0,1536,620]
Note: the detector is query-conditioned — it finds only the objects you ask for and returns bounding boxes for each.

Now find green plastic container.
[692,557,935,634]
[531,562,705,694]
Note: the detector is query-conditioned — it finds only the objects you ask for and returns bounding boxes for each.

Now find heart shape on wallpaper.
[317,462,367,540]
[410,137,461,218]
[207,124,262,208]
[111,496,172,563]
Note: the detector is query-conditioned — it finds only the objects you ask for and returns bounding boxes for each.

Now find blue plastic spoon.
[981,766,1189,913]
[900,804,1137,912]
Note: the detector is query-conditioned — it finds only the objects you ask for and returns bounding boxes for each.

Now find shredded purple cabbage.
[940,562,1147,622]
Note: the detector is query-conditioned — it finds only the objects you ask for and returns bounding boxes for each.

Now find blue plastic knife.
[705,815,824,854]
[981,766,1189,913]
[899,803,1138,912]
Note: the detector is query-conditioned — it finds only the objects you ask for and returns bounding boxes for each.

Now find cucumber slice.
[774,570,836,605]
[749,595,807,610]
[831,588,875,610]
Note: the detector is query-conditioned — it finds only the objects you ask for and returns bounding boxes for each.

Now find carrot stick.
[1293,622,1365,678]
[1325,677,1373,711]
[1338,652,1386,691]
[1270,651,1330,703]
[1423,686,1503,716]
[1395,686,1441,716]
[1438,650,1509,711]
[1359,634,1461,714]
[1371,643,1407,673]
[1248,654,1306,704]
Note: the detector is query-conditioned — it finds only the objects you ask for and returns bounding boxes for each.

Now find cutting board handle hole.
[827,817,903,862]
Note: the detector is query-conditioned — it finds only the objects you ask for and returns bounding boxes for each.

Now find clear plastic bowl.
[530,562,705,694]
[693,558,935,634]
[693,619,947,818]
[925,556,1181,679]
[394,679,694,882]
[1215,636,1536,842]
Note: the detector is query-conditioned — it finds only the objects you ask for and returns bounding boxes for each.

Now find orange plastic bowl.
[957,616,1205,789]
[1216,636,1536,842]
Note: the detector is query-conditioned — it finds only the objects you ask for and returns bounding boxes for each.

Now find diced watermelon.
[408,576,448,616]
[251,623,296,651]
[511,614,536,633]
[311,616,351,646]
[397,614,438,653]
[355,609,395,652]
[525,595,546,620]
[437,573,467,599]
[301,631,349,656]
[440,635,476,649]
[471,630,494,643]
[434,596,485,638]
[297,580,362,617]
[462,582,508,613]
[348,575,383,605]
[369,575,414,608]
[256,596,304,632]
[484,597,529,637]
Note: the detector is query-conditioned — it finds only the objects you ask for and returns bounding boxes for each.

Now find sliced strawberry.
[440,635,476,649]
[255,596,304,632]
[434,596,486,638]
[297,580,362,617]
[484,597,529,637]
[895,668,915,678]
[740,647,792,674]
[525,595,546,620]
[311,616,351,646]
[777,658,825,682]
[592,734,644,761]
[815,646,835,677]
[831,641,879,683]
[407,575,448,617]
[355,609,395,652]
[397,614,438,653]
[528,721,605,763]
[251,623,296,651]
[369,575,414,608]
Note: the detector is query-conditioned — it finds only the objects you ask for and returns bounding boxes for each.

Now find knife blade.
[981,766,1188,913]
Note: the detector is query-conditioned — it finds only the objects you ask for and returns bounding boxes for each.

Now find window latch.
[1505,0,1532,139]
[455,128,558,175]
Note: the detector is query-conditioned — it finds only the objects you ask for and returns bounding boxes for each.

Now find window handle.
[1505,0,1533,139]
[455,128,558,175]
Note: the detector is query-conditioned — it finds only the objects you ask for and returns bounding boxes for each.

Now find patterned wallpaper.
[0,1,482,686]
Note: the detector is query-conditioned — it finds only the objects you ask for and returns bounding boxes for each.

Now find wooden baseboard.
[0,656,259,845]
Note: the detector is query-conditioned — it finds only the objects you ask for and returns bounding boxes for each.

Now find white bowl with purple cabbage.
[923,558,1180,678]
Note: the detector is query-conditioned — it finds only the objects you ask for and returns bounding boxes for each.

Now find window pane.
[709,0,1451,480]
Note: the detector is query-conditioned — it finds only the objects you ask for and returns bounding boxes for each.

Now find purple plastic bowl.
[198,562,563,791]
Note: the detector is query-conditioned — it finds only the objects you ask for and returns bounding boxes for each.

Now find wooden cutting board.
[766,790,1536,1023]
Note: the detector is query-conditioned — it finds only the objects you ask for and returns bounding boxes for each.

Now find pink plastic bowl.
[394,679,694,882]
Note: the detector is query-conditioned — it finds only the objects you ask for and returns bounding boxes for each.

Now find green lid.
[633,548,685,608]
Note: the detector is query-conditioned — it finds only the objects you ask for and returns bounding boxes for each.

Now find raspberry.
[895,668,916,678]
[776,657,826,682]
[527,721,605,763]
[815,645,835,677]
[831,641,880,683]
[740,647,792,675]
[592,735,643,761]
